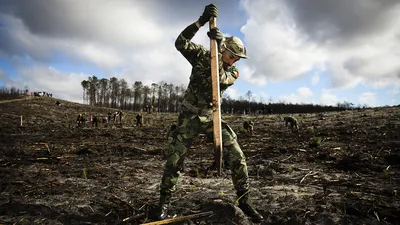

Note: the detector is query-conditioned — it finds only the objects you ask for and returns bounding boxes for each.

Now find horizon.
[3,83,398,110]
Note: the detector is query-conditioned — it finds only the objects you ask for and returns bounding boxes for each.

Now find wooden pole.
[139,211,213,225]
[20,115,23,127]
[209,17,223,176]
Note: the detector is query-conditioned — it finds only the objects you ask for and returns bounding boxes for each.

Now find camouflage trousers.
[160,111,249,196]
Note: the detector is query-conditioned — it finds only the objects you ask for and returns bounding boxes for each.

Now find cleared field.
[0,97,399,224]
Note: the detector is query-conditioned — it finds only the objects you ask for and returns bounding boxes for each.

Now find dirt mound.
[0,97,399,224]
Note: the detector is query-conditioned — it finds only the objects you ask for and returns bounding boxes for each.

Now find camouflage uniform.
[136,113,143,127]
[157,4,263,221]
[284,116,299,132]
[160,22,249,199]
[76,113,86,126]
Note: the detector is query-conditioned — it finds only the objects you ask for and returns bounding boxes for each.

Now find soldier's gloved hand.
[198,4,218,26]
[207,27,224,48]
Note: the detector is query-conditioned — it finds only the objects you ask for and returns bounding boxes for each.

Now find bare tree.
[133,81,143,111]
[151,83,158,111]
[99,78,109,107]
[167,83,174,112]
[120,79,128,109]
[245,90,253,114]
[109,77,119,108]
[87,76,99,106]
[142,85,151,110]
[157,81,164,112]
[81,80,88,104]
[125,88,132,109]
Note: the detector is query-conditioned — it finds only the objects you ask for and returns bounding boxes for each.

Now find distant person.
[92,116,99,127]
[113,111,118,122]
[76,113,86,127]
[102,116,108,123]
[108,112,112,123]
[56,101,61,107]
[118,110,123,123]
[284,116,299,132]
[136,113,143,127]
[243,120,254,134]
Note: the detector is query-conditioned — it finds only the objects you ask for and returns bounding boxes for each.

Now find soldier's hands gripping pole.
[209,16,223,176]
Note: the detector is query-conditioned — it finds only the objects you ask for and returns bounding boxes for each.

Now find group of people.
[76,110,144,128]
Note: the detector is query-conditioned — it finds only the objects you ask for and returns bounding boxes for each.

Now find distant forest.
[0,76,365,114]
[0,86,29,100]
[79,76,361,114]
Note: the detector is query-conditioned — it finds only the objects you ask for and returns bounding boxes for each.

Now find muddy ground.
[0,97,399,225]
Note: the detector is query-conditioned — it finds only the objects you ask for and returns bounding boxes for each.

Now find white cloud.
[297,87,313,98]
[319,89,339,106]
[240,0,327,85]
[223,87,240,100]
[279,87,313,104]
[73,44,124,69]
[240,0,400,92]
[358,92,377,107]
[240,65,267,86]
[258,91,270,103]
[311,73,319,86]
[390,87,399,95]
[16,66,88,103]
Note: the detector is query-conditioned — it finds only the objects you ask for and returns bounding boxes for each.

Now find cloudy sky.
[1,0,399,107]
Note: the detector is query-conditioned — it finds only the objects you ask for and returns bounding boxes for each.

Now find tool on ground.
[140,211,213,225]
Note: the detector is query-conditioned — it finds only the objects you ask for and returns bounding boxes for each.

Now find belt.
[182,100,212,116]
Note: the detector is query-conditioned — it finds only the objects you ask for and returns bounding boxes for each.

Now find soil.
[0,97,399,225]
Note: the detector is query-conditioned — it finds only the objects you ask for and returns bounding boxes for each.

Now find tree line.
[0,79,372,114]
[81,76,362,114]
[81,76,186,112]
[0,86,29,100]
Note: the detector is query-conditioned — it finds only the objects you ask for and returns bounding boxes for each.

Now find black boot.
[237,191,264,223]
[158,194,171,220]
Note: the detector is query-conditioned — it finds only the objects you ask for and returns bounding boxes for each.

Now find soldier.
[156,4,263,223]
[284,116,299,132]
[118,110,123,123]
[76,113,86,127]
[136,113,143,127]
[108,112,112,123]
[243,120,254,134]
[92,116,99,127]
[113,111,118,122]
[76,113,82,125]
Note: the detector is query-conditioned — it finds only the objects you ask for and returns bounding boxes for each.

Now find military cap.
[223,36,248,59]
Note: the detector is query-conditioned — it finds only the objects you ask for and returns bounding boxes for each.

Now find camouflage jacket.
[175,23,239,111]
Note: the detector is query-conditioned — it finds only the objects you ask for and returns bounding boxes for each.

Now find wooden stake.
[20,115,23,127]
[139,211,213,225]
[209,17,223,176]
